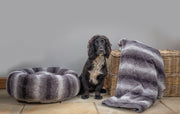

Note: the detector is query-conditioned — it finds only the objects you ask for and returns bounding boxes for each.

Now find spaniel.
[80,35,111,99]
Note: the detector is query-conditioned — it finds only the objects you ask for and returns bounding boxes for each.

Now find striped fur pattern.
[7,67,80,103]
[102,39,166,112]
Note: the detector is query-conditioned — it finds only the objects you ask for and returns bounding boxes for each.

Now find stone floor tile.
[0,89,24,114]
[22,102,98,114]
[0,89,23,105]
[0,104,24,114]
[161,97,180,114]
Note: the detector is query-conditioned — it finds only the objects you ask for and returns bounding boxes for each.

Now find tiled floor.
[0,89,179,114]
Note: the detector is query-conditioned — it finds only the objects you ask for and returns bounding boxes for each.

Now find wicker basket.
[160,49,180,73]
[164,73,180,96]
[104,49,180,97]
[103,50,121,95]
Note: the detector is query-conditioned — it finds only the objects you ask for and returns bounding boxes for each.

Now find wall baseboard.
[0,77,7,89]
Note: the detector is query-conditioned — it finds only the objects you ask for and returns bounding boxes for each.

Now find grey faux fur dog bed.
[7,67,80,103]
[102,39,166,112]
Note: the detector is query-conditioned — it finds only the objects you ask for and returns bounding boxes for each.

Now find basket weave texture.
[103,49,180,97]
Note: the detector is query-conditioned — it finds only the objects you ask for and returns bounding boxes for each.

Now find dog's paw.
[81,94,89,99]
[95,95,102,100]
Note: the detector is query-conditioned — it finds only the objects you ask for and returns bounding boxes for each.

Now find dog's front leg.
[95,75,105,99]
[81,75,89,99]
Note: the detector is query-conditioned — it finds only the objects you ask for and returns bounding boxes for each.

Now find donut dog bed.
[7,67,80,103]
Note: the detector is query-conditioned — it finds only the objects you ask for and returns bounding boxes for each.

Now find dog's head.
[88,35,111,59]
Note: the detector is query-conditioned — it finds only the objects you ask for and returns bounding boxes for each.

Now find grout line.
[159,100,176,114]
[19,105,25,114]
[93,102,100,114]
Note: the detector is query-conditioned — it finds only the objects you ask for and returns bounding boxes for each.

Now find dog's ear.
[88,36,97,59]
[104,36,112,58]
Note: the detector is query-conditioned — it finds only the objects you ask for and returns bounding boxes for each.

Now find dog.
[80,35,111,99]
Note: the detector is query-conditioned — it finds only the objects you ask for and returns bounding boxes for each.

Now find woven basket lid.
[111,50,121,57]
[111,49,180,57]
[159,49,180,56]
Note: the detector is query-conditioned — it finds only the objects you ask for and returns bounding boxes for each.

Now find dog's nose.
[99,48,104,51]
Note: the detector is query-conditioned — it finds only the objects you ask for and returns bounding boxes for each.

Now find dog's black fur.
[79,35,111,99]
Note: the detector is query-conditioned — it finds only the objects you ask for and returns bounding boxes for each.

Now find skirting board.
[0,77,7,89]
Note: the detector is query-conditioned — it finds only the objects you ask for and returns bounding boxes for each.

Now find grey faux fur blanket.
[102,39,166,112]
[7,67,80,103]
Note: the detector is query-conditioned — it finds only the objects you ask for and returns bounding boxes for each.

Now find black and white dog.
[80,35,111,99]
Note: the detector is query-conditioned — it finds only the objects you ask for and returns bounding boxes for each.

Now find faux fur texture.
[102,39,166,112]
[7,67,80,103]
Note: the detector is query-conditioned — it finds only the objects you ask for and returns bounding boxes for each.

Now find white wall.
[0,0,180,77]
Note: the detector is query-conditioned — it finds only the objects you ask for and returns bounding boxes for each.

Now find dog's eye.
[101,40,105,43]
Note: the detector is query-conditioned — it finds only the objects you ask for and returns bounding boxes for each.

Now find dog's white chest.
[89,55,104,84]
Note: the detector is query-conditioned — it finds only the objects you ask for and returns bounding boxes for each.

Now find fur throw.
[102,39,166,112]
[7,67,80,103]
